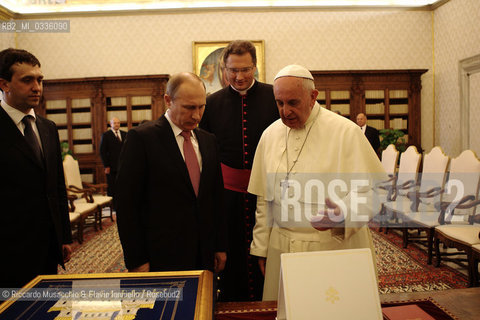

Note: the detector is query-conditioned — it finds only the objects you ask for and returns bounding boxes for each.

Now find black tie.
[22,115,43,165]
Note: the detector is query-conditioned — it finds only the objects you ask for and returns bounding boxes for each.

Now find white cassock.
[248,102,387,300]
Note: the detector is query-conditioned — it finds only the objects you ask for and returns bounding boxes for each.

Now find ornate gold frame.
[0,270,213,320]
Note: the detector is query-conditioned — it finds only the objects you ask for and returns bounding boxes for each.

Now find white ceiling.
[1,0,446,15]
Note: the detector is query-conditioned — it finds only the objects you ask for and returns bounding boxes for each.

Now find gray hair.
[302,78,315,91]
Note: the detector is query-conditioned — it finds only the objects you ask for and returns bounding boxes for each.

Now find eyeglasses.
[225,66,255,75]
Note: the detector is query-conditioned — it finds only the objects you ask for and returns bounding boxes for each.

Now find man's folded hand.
[310,198,344,231]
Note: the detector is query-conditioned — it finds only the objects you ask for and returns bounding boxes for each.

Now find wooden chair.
[434,198,480,287]
[385,147,450,248]
[377,145,422,232]
[472,243,480,286]
[397,150,480,264]
[67,195,99,244]
[63,154,113,229]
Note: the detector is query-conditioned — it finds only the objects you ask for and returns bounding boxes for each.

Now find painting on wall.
[193,40,265,95]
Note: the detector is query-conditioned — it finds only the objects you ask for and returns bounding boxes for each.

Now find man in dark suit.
[0,48,72,288]
[356,113,380,155]
[100,116,126,201]
[115,72,227,274]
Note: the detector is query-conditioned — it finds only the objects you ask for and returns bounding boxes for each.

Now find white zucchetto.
[274,64,314,81]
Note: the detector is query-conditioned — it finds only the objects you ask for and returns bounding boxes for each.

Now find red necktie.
[180,131,200,196]
[115,130,121,141]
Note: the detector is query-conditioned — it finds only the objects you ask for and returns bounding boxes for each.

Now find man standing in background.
[100,117,126,205]
[356,112,380,155]
[0,48,72,288]
[200,40,278,301]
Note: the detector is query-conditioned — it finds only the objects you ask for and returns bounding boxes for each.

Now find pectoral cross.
[280,179,290,199]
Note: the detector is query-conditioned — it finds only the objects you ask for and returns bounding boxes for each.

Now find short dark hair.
[222,40,257,66]
[0,48,41,82]
[166,72,205,100]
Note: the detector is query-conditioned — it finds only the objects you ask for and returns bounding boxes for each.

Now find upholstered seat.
[472,243,480,253]
[76,195,112,209]
[435,223,480,287]
[383,197,437,216]
[436,225,480,246]
[69,212,80,224]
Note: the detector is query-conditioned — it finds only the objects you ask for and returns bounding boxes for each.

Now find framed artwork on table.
[0,270,213,320]
[193,40,265,95]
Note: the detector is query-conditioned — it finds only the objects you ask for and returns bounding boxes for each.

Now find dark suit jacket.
[0,106,72,288]
[115,116,226,272]
[364,125,380,153]
[100,129,126,172]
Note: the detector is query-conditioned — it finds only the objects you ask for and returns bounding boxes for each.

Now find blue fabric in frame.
[0,276,201,319]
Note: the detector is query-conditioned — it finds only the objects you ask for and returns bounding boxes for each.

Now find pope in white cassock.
[248,65,387,301]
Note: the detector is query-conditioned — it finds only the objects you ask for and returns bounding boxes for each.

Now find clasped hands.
[309,198,345,231]
[258,199,345,277]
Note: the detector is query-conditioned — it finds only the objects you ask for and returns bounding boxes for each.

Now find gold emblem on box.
[325,286,340,304]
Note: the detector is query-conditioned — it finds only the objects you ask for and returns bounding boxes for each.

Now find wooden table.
[380,287,480,320]
[215,288,480,320]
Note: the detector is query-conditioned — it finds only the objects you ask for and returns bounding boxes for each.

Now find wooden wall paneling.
[351,75,364,119]
[311,69,427,151]
[408,73,423,150]
[384,88,391,131]
[42,74,169,184]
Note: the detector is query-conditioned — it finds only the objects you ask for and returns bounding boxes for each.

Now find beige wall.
[434,0,480,157]
[14,9,434,149]
[1,32,15,49]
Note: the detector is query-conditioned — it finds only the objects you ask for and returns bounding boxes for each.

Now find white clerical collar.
[230,79,256,96]
[0,99,36,127]
[165,109,197,140]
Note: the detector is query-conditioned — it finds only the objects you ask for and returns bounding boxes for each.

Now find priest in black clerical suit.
[100,117,126,199]
[199,40,279,301]
[0,48,72,288]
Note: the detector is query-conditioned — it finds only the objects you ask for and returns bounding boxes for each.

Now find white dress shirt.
[111,127,122,141]
[165,110,202,171]
[1,100,43,151]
